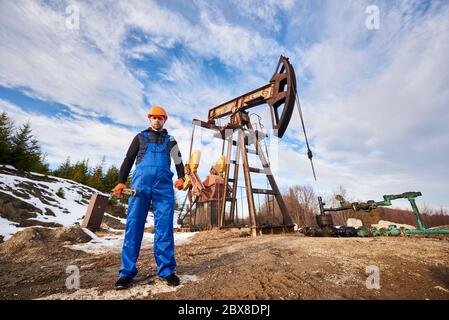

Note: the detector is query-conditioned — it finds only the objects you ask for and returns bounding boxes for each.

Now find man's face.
[149,115,166,130]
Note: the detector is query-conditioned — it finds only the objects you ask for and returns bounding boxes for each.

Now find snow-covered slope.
[0,165,109,240]
[0,165,182,241]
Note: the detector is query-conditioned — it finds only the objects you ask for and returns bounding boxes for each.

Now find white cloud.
[125,43,161,60]
[144,57,242,123]
[230,0,294,32]
[0,99,136,168]
[277,1,449,209]
[0,0,286,125]
[120,0,284,71]
[0,0,146,126]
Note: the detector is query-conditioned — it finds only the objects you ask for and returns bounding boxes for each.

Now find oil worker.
[113,106,185,289]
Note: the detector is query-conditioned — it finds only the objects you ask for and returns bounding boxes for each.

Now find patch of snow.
[1,165,16,170]
[68,230,197,255]
[174,231,198,245]
[99,224,124,233]
[0,216,24,241]
[104,213,127,226]
[80,228,100,242]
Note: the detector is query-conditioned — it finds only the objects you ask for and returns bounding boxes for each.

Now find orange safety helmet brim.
[147,106,168,120]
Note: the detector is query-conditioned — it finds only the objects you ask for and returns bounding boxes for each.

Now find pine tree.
[88,157,105,192]
[54,157,74,179]
[10,122,32,169]
[28,138,49,173]
[72,159,89,185]
[37,152,50,174]
[103,164,120,193]
[0,112,14,164]
[9,122,47,172]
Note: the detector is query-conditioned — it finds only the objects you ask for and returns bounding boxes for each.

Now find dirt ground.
[0,227,448,300]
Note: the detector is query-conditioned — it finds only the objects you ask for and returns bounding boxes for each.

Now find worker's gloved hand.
[174,178,184,190]
[113,183,126,196]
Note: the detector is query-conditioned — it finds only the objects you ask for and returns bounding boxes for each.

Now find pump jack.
[181,56,302,236]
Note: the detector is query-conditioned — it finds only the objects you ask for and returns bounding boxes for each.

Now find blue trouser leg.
[152,182,176,278]
[119,192,151,278]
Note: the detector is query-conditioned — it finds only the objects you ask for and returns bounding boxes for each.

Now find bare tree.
[283,185,317,227]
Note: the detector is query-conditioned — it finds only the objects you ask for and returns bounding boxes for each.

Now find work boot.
[115,276,132,290]
[160,273,180,287]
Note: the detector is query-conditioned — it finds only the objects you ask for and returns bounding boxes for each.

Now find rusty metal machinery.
[181,55,301,236]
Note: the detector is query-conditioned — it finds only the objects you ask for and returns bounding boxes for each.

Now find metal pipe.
[406,229,449,235]
[408,198,426,230]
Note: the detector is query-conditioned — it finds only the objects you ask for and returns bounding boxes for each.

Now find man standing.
[113,106,185,289]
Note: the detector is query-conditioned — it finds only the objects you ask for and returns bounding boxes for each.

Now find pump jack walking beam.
[206,55,297,139]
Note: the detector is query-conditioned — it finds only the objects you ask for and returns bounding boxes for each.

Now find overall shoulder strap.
[136,131,150,164]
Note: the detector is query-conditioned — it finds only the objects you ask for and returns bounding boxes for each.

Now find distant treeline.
[0,111,125,193]
[51,157,125,193]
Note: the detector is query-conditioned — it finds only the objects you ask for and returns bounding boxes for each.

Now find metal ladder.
[219,124,292,235]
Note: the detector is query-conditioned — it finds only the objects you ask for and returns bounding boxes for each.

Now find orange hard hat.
[147,106,168,120]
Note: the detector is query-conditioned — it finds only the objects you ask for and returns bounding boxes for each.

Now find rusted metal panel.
[194,201,220,230]
[316,214,334,228]
[199,175,227,202]
[82,193,109,231]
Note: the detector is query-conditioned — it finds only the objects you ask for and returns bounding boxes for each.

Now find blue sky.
[1,0,449,210]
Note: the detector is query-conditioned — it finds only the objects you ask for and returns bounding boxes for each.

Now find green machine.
[386,192,449,235]
[317,192,449,236]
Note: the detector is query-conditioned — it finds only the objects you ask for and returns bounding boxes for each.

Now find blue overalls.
[119,132,176,279]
